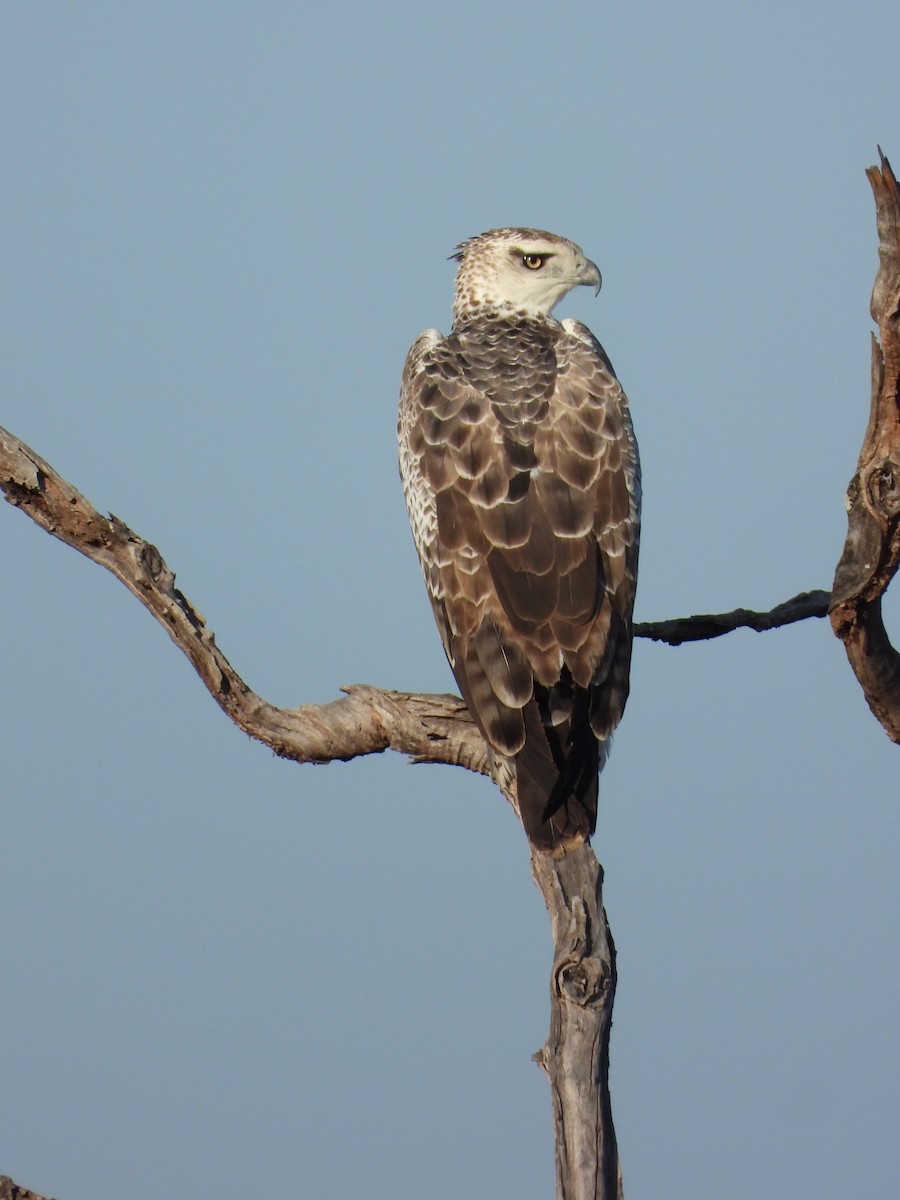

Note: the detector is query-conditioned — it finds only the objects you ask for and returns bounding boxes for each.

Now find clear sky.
[2,3,898,1198]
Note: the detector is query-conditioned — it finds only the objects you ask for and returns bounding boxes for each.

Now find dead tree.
[1,154,897,1200]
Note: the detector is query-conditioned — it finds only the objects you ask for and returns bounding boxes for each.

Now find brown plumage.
[398,229,640,852]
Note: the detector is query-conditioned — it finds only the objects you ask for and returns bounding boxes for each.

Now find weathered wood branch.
[531,845,622,1200]
[635,589,830,645]
[0,425,490,778]
[830,151,900,740]
[0,1178,55,1200]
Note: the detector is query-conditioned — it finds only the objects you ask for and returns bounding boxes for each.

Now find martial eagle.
[398,228,640,852]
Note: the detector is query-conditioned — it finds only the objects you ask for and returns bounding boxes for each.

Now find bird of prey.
[398,228,640,853]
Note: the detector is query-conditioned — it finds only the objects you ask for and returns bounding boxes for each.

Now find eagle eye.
[521,253,546,270]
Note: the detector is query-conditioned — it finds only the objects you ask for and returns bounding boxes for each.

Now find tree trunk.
[532,844,621,1200]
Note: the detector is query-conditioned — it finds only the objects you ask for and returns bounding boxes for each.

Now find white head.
[451,227,601,321]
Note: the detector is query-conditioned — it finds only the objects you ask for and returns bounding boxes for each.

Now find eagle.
[398,228,640,853]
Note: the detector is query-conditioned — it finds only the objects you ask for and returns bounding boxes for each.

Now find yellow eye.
[522,253,545,270]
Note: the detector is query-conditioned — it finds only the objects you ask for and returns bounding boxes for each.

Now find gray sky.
[2,3,898,1198]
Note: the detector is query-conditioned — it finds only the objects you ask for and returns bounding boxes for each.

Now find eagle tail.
[515,688,599,853]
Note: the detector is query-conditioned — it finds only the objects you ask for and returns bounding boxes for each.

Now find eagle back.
[399,312,639,755]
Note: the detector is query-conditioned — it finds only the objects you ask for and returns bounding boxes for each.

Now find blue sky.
[2,4,898,1198]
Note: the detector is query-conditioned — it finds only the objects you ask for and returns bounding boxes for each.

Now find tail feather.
[515,689,599,852]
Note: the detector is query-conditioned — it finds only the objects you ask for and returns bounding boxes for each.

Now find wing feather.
[399,312,640,847]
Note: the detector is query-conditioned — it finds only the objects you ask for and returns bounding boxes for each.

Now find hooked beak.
[577,257,602,295]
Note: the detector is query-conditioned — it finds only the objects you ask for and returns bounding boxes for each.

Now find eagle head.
[451,227,601,321]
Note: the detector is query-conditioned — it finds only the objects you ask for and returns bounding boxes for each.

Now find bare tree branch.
[0,424,490,778]
[830,150,900,741]
[635,589,830,645]
[531,845,622,1200]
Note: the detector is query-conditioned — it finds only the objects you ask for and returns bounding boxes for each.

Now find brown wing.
[399,316,639,847]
